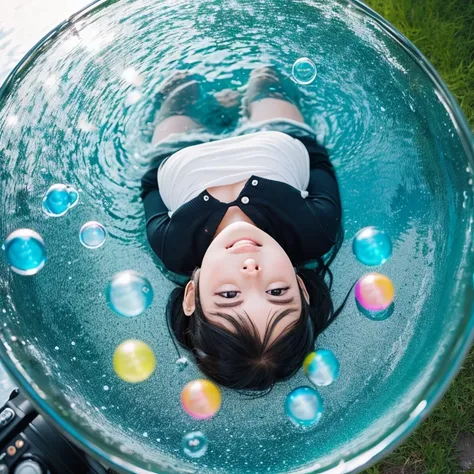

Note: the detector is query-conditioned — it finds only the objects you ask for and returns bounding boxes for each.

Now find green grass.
[360,0,474,473]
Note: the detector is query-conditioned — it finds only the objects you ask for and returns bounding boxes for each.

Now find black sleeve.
[140,168,170,260]
[300,139,342,258]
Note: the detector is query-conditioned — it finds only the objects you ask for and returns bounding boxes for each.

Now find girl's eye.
[218,291,240,299]
[266,287,290,297]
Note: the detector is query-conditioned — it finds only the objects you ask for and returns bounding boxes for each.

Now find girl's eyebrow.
[215,297,294,308]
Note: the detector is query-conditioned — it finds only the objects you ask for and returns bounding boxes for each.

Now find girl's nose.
[241,258,260,275]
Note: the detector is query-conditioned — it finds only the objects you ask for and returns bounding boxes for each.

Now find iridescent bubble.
[42,184,79,217]
[353,226,392,266]
[181,431,208,458]
[2,229,46,275]
[355,272,395,312]
[113,339,156,383]
[303,349,340,386]
[106,270,154,317]
[175,356,189,371]
[285,386,323,428]
[181,379,221,420]
[292,57,317,85]
[79,221,107,249]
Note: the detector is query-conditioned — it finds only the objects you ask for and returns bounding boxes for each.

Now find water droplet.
[42,184,79,217]
[181,432,208,458]
[125,90,142,106]
[352,226,392,266]
[175,356,189,371]
[106,271,154,317]
[79,221,107,249]
[3,229,46,275]
[303,350,340,386]
[103,385,109,391]
[143,432,148,437]
[113,339,156,383]
[381,106,386,112]
[55,346,59,351]
[291,57,317,85]
[285,386,323,428]
[121,67,144,87]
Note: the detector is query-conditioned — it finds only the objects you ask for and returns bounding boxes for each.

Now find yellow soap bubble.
[113,339,156,383]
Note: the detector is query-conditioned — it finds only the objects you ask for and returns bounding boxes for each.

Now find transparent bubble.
[175,356,189,371]
[106,270,154,317]
[285,386,323,428]
[113,339,156,383]
[182,432,208,458]
[353,226,392,266]
[292,57,317,85]
[355,272,395,312]
[2,229,46,275]
[303,350,340,386]
[79,221,107,249]
[42,184,79,217]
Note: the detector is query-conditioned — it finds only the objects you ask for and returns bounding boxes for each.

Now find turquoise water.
[0,1,473,473]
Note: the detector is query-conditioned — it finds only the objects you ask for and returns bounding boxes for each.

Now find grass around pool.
[362,0,474,473]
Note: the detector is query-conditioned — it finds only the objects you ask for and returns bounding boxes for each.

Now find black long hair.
[166,230,351,392]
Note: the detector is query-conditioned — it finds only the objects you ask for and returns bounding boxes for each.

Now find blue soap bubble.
[42,184,79,217]
[106,270,153,317]
[292,57,317,85]
[79,221,107,249]
[303,349,340,386]
[2,229,46,275]
[181,431,208,458]
[285,386,323,428]
[352,226,392,266]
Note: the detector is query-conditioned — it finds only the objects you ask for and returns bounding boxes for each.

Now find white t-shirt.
[158,131,310,213]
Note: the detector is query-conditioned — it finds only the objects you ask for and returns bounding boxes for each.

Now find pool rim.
[0,0,473,473]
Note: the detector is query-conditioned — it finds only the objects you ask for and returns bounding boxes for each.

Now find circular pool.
[0,0,473,473]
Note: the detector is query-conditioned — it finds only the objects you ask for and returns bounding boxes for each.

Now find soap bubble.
[79,221,107,249]
[106,270,153,317]
[355,272,394,312]
[285,386,323,428]
[181,379,221,420]
[292,57,317,85]
[181,431,208,458]
[353,226,392,266]
[42,184,79,217]
[175,357,189,371]
[303,349,340,386]
[113,339,156,383]
[2,229,46,275]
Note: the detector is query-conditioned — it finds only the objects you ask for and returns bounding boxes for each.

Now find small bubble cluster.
[181,431,208,458]
[2,229,46,275]
[292,57,317,85]
[285,386,323,428]
[42,184,79,217]
[303,349,340,386]
[353,226,392,266]
[106,270,154,317]
[79,221,107,249]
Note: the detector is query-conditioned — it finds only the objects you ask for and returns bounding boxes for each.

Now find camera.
[0,389,108,474]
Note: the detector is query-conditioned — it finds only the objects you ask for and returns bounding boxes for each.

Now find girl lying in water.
[141,66,344,391]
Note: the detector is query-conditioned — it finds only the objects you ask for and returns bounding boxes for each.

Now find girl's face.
[183,222,309,342]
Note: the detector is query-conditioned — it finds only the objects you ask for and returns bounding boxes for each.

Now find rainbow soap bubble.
[106,270,153,317]
[2,229,46,275]
[113,339,156,383]
[303,349,340,386]
[352,226,392,266]
[181,379,221,420]
[42,183,79,217]
[355,272,394,312]
[285,386,323,428]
